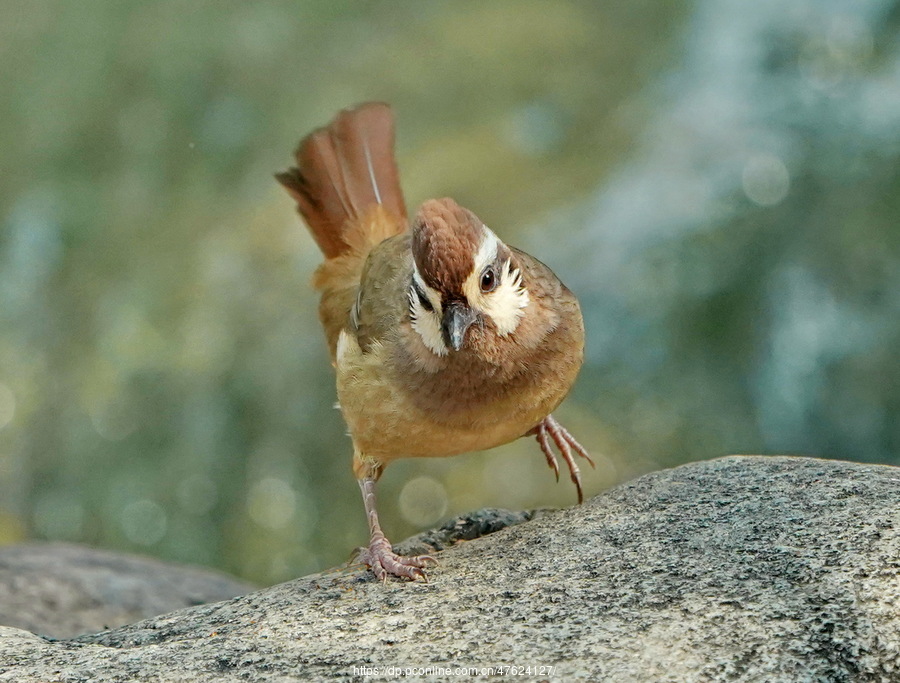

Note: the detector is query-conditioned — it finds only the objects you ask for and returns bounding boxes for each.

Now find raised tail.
[276,102,408,359]
[275,102,407,259]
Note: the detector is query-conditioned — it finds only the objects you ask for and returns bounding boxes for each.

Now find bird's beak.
[441,301,478,351]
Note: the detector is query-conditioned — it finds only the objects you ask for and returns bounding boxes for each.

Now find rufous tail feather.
[276,101,407,259]
[276,102,408,359]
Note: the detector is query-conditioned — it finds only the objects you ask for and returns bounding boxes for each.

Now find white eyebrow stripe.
[473,226,500,273]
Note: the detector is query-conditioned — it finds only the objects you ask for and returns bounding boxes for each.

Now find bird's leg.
[535,425,560,482]
[357,477,436,581]
[529,414,595,503]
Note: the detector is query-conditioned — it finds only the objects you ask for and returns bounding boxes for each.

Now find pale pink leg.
[357,478,437,581]
[528,414,595,503]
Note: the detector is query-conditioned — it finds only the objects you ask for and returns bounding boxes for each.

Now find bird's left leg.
[528,414,595,503]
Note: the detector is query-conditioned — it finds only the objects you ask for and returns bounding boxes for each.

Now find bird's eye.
[480,266,497,293]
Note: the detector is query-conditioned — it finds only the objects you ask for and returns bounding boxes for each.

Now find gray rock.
[394,506,537,556]
[0,542,256,638]
[0,456,898,682]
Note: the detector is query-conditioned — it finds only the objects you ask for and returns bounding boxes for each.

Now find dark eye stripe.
[411,277,434,312]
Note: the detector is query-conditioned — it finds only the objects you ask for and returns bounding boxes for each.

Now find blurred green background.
[1,1,898,585]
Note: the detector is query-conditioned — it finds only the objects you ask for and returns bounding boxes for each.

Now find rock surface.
[0,456,898,682]
[0,542,256,638]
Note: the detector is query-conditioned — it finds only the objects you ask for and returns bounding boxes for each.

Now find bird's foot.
[358,534,437,582]
[529,414,595,503]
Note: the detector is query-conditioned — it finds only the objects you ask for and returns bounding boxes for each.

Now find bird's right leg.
[355,458,436,581]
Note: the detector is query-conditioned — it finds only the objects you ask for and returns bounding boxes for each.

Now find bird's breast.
[335,305,582,462]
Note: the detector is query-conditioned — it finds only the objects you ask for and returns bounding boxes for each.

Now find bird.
[276,102,592,581]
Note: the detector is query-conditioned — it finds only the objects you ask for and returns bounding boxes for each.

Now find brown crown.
[411,198,484,297]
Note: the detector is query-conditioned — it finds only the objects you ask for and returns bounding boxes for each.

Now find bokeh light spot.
[247,477,296,530]
[827,15,873,69]
[742,154,790,207]
[121,499,168,546]
[398,476,448,527]
[89,400,139,441]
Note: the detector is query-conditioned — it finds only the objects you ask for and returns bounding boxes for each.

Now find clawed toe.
[530,414,594,503]
[360,537,437,582]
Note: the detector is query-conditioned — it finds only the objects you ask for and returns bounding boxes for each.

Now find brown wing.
[351,234,413,355]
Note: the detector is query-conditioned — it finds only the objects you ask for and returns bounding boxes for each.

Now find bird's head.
[408,198,529,357]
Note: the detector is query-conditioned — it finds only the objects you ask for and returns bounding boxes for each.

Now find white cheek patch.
[463,226,530,336]
[408,266,448,356]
